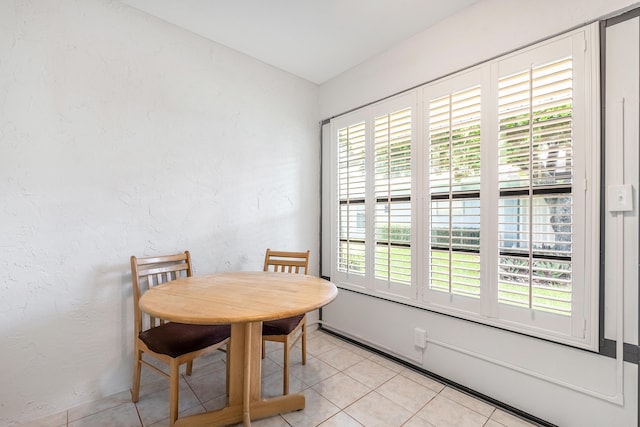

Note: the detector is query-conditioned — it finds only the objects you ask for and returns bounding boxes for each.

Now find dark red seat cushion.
[262,314,304,336]
[139,322,230,358]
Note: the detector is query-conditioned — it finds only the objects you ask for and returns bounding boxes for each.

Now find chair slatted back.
[131,251,193,335]
[263,248,309,274]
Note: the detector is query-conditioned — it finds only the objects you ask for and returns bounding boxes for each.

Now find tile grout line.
[133,400,144,427]
[22,330,535,427]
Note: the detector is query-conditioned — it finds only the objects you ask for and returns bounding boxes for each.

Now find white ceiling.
[121,0,478,84]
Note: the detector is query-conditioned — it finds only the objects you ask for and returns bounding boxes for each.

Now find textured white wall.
[0,1,319,424]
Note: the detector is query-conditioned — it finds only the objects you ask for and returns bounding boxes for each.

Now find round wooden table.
[139,271,338,427]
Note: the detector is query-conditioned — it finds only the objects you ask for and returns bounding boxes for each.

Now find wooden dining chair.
[261,248,310,395]
[130,251,230,427]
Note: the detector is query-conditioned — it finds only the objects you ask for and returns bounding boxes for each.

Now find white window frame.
[327,24,600,349]
[422,67,487,317]
[332,109,370,292]
[331,93,418,300]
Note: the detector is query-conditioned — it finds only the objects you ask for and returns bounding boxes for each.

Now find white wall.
[320,0,639,119]
[319,0,639,426]
[0,1,319,424]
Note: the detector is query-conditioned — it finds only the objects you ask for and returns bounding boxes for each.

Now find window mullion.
[447,93,454,294]
[481,64,497,318]
[528,65,535,310]
[365,109,376,288]
[386,124,391,284]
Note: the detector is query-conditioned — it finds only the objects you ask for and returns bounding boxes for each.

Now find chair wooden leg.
[169,361,180,427]
[131,349,142,402]
[301,322,307,365]
[185,360,193,376]
[261,337,266,359]
[225,345,230,396]
[283,338,290,395]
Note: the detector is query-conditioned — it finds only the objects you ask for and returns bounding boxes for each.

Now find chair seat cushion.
[262,314,304,336]
[139,322,230,358]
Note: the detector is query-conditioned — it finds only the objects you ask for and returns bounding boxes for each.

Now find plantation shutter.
[374,108,412,285]
[428,86,482,297]
[497,58,573,315]
[337,121,367,276]
[329,26,597,347]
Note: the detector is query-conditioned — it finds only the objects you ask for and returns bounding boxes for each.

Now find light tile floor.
[20,330,544,427]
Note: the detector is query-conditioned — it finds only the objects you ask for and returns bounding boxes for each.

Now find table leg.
[243,322,252,426]
[174,321,304,427]
[229,322,262,423]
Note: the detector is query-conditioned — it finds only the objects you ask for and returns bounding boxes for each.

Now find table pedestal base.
[174,322,304,427]
[174,394,305,427]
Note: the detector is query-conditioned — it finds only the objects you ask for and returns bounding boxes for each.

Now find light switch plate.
[607,184,633,212]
